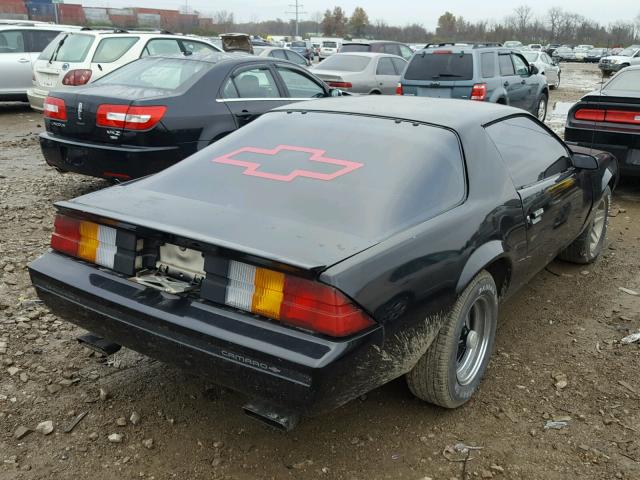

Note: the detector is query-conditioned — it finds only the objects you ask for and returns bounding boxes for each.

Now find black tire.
[406,270,498,408]
[536,93,548,121]
[550,72,560,90]
[559,186,611,264]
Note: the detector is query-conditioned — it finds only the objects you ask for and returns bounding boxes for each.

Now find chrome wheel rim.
[555,74,560,88]
[537,97,547,120]
[456,297,492,386]
[589,197,607,253]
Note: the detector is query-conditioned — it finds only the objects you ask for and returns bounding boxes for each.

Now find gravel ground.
[1,62,640,480]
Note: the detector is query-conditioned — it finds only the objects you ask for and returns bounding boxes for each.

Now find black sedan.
[29,97,616,429]
[40,53,340,181]
[565,65,640,176]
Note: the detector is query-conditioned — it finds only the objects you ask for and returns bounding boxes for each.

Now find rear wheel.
[536,93,548,121]
[406,270,498,408]
[559,186,611,264]
[550,72,560,90]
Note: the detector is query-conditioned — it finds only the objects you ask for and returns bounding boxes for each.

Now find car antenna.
[588,40,609,155]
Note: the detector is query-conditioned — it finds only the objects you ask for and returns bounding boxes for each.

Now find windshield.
[96,57,211,91]
[322,41,337,48]
[145,111,465,240]
[404,52,473,81]
[341,44,370,52]
[605,69,640,91]
[618,47,639,57]
[39,33,93,63]
[315,54,370,72]
[523,52,539,62]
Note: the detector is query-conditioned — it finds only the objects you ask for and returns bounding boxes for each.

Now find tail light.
[470,83,487,101]
[574,108,640,125]
[96,104,167,131]
[43,96,67,121]
[327,81,352,89]
[204,259,375,337]
[62,69,92,86]
[51,214,118,269]
[433,50,453,55]
[50,213,142,274]
[396,83,404,95]
[574,108,605,121]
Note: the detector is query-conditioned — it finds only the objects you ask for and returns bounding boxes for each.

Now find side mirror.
[330,88,342,97]
[571,153,598,170]
[529,64,539,75]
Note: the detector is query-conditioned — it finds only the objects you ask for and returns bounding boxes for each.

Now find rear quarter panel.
[321,124,527,382]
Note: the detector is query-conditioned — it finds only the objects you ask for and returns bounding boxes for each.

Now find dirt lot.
[1,62,640,480]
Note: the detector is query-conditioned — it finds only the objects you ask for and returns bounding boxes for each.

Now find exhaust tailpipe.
[243,401,300,431]
[77,333,121,356]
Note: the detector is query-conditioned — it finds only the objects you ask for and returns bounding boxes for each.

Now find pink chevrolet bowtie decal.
[212,145,363,182]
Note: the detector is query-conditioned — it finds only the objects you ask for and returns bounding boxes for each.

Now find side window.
[181,40,216,55]
[498,54,515,76]
[92,37,138,63]
[376,57,396,75]
[399,45,413,60]
[481,52,496,78]
[542,53,551,64]
[270,49,287,59]
[391,57,407,75]
[276,67,325,98]
[222,79,239,98]
[28,30,60,52]
[0,30,25,53]
[231,68,279,98]
[512,54,529,75]
[485,116,571,188]
[141,39,181,57]
[284,50,307,66]
[383,44,401,57]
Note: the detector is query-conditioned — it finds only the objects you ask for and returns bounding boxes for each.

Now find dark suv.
[340,40,414,61]
[399,43,550,120]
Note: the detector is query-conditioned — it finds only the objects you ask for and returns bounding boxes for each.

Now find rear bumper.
[40,132,188,180]
[565,126,640,175]
[26,87,47,111]
[29,252,385,416]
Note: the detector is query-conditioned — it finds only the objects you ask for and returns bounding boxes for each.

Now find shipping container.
[58,4,86,25]
[84,7,110,24]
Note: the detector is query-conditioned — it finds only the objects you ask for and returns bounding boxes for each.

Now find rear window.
[38,32,64,59]
[45,33,94,63]
[92,37,138,63]
[322,41,337,48]
[291,41,306,48]
[96,57,210,91]
[605,69,640,91]
[341,44,370,52]
[147,112,466,239]
[315,54,370,72]
[404,52,473,81]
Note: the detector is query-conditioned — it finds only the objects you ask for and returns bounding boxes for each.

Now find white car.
[0,23,80,102]
[319,41,340,60]
[527,44,543,51]
[522,50,561,89]
[598,45,640,75]
[28,30,222,110]
[573,45,594,62]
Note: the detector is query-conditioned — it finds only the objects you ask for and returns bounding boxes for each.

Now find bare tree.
[547,7,563,40]
[513,5,533,34]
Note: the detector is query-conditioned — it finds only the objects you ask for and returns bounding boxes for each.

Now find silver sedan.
[311,52,407,95]
[522,50,561,89]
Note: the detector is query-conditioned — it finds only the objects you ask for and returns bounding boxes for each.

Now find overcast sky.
[81,1,639,30]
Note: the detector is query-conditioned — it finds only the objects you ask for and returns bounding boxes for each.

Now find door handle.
[521,79,526,84]
[18,58,30,63]
[503,81,509,87]
[237,110,252,117]
[527,208,544,225]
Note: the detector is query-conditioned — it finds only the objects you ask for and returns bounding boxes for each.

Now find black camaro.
[565,65,640,176]
[29,97,617,430]
[40,53,340,181]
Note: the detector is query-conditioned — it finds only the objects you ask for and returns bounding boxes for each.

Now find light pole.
[286,0,307,38]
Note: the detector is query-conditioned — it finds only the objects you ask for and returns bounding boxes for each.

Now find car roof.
[145,51,303,67]
[0,24,80,31]
[273,96,523,131]
[343,40,403,45]
[329,52,404,58]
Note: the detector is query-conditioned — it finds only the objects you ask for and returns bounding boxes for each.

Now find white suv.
[0,23,80,102]
[28,29,222,110]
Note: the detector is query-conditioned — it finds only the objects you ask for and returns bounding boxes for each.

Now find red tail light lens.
[327,81,352,89]
[396,83,403,95]
[96,104,166,131]
[574,108,605,121]
[470,83,487,101]
[62,69,92,86]
[43,96,67,121]
[604,110,640,125]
